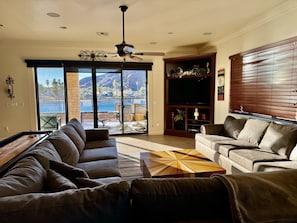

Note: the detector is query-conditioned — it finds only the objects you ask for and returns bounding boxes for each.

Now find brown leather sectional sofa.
[0,118,297,223]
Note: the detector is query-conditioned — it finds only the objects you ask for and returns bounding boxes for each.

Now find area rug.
[118,152,143,184]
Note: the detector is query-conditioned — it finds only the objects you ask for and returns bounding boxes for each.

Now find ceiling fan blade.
[134,52,165,56]
[130,54,143,61]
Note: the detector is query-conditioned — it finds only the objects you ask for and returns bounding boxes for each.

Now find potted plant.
[174,109,185,130]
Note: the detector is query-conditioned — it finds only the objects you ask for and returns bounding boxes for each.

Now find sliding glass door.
[95,69,148,134]
[35,66,148,135]
[35,67,66,130]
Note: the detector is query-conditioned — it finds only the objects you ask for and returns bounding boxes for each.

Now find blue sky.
[37,68,91,86]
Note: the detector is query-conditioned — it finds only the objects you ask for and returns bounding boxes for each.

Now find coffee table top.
[140,149,225,178]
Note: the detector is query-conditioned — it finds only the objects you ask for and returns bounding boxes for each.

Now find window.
[229,36,297,121]
[35,67,66,129]
[27,60,152,134]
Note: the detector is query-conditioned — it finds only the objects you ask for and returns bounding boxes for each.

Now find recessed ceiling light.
[203,32,212,36]
[47,12,60,18]
[96,32,108,36]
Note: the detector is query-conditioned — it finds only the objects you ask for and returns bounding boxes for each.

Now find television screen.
[168,77,210,105]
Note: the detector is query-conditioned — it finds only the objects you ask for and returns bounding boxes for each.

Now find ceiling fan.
[113,5,165,61]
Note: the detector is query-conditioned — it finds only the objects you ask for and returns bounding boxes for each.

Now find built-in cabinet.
[164,54,216,137]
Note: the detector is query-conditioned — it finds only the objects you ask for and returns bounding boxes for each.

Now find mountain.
[79,71,146,91]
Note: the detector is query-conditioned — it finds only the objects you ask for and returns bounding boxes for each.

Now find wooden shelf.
[164,54,216,137]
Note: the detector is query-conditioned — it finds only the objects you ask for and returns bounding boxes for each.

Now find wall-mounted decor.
[217,69,225,101]
[5,75,15,99]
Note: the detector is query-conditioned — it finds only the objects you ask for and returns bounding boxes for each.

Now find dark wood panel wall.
[229,36,297,121]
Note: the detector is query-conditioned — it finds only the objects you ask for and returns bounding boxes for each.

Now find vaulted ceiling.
[0,0,292,55]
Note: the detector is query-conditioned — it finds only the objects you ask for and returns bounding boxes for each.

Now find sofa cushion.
[50,160,89,181]
[214,139,258,157]
[254,160,297,172]
[85,129,109,141]
[48,131,80,165]
[79,147,118,162]
[60,125,85,154]
[29,140,62,162]
[0,156,46,197]
[228,149,288,171]
[85,138,116,150]
[224,115,247,139]
[0,181,130,223]
[46,169,78,192]
[76,159,121,178]
[237,119,270,145]
[259,122,297,157]
[195,133,234,150]
[69,118,87,143]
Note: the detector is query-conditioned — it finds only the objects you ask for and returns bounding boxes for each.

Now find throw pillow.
[46,169,78,192]
[224,115,247,139]
[48,131,80,165]
[259,122,297,157]
[49,160,89,181]
[75,177,104,188]
[237,119,270,145]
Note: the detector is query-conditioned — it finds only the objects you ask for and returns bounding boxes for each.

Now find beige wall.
[1,2,297,139]
[214,2,297,123]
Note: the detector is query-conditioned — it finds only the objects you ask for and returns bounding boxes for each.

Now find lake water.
[40,99,145,113]
[40,101,118,113]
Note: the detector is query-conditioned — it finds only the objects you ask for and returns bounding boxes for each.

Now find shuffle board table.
[0,131,51,175]
[140,149,225,178]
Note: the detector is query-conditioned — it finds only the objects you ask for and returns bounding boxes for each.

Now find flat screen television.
[167,77,210,105]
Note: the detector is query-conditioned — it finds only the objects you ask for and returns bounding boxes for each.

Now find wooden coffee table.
[140,149,225,178]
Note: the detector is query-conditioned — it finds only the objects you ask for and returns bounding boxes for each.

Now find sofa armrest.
[0,181,130,223]
[200,124,225,135]
[85,128,109,141]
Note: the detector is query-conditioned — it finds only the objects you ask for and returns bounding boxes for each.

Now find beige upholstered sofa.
[195,115,297,174]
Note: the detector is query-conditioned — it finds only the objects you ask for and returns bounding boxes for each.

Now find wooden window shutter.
[229,37,297,121]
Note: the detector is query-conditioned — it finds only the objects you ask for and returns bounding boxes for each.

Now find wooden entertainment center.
[164,53,216,137]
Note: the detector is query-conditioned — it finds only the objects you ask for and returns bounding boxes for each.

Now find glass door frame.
[29,60,152,134]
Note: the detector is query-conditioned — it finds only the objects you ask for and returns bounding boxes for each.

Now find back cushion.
[29,139,62,162]
[0,156,46,197]
[259,122,297,157]
[60,125,85,154]
[237,119,270,145]
[48,131,79,166]
[69,118,86,143]
[224,115,247,139]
